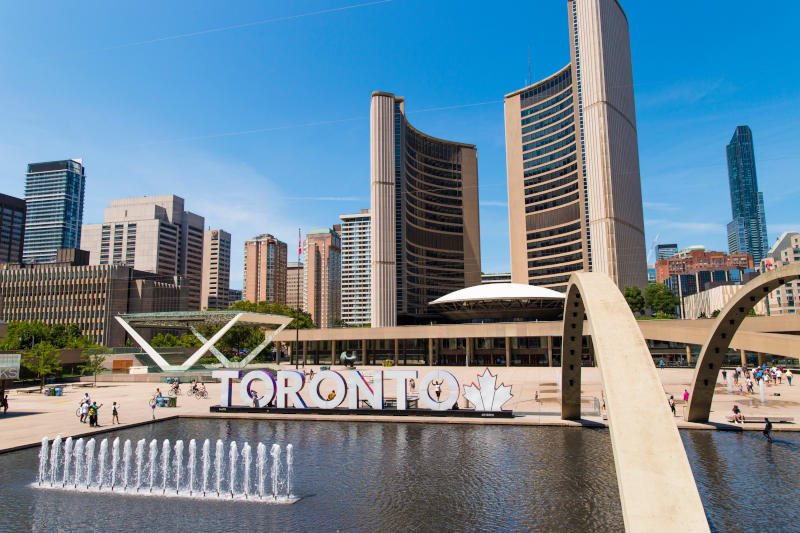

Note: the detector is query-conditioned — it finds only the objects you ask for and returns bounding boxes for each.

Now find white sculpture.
[463,368,513,411]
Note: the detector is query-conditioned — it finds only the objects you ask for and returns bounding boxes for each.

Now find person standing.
[433,380,442,401]
[112,402,120,424]
[88,401,103,427]
[786,369,793,386]
[80,400,89,423]
[763,418,773,443]
[683,389,689,403]
[1,394,8,415]
[668,396,676,416]
[721,369,728,383]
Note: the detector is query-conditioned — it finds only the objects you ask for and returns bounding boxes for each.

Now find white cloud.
[643,201,680,212]
[645,218,723,233]
[480,200,507,207]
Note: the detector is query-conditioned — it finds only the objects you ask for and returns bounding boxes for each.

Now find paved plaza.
[1,365,797,452]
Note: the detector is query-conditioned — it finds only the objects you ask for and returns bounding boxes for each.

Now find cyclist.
[170,380,180,395]
[198,383,207,397]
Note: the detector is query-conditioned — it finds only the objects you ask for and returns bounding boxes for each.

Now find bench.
[725,415,794,424]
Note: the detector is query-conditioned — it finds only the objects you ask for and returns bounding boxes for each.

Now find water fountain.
[35,436,298,503]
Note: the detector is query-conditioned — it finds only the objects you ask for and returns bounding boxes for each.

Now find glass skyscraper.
[726,126,768,263]
[23,159,86,264]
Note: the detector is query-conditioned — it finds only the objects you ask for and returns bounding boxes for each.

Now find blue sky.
[0,0,797,288]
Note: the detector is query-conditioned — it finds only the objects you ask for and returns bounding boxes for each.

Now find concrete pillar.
[428,338,434,366]
[685,344,692,366]
[740,349,747,367]
[505,337,511,367]
[403,339,407,366]
[393,339,399,366]
[302,340,308,367]
[547,336,553,367]
[758,352,764,365]
[361,339,367,366]
[465,338,473,366]
[288,342,294,365]
[331,340,336,367]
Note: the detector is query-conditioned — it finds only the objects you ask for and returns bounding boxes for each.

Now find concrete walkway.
[2,366,797,452]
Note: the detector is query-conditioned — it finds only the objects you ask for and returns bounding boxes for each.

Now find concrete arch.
[686,264,800,422]
[561,272,708,532]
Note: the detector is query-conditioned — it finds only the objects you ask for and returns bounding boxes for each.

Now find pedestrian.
[1,394,8,415]
[251,390,259,408]
[88,401,103,427]
[659,359,664,370]
[787,369,793,386]
[722,369,727,383]
[683,389,689,402]
[763,418,773,443]
[746,378,753,394]
[151,401,156,420]
[668,395,676,416]
[534,390,539,402]
[112,402,120,424]
[776,368,782,385]
[433,380,442,401]
[80,400,89,423]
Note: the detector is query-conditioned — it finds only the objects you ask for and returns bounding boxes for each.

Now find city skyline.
[0,1,797,288]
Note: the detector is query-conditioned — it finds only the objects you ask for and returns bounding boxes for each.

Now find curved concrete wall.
[561,272,708,532]
[686,263,800,422]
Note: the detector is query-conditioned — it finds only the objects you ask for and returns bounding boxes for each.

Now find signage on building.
[212,368,513,412]
[0,354,21,380]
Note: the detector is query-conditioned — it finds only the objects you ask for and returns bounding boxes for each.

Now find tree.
[22,342,62,391]
[230,300,314,329]
[79,346,110,386]
[644,283,680,317]
[623,286,645,315]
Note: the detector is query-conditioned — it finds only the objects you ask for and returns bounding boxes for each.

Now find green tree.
[151,333,180,347]
[22,342,62,391]
[230,300,314,329]
[79,346,109,386]
[623,286,645,315]
[643,283,680,317]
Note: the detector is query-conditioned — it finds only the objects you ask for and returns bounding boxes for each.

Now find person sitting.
[731,404,745,423]
[326,390,336,401]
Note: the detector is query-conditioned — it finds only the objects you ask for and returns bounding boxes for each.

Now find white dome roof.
[429,283,565,305]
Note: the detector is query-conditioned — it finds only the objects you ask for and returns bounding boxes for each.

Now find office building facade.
[243,234,287,304]
[0,193,26,264]
[304,228,341,328]
[481,273,512,284]
[760,232,799,315]
[201,229,231,309]
[505,0,647,292]
[726,126,768,263]
[81,195,204,309]
[340,210,371,325]
[23,159,86,264]
[656,244,678,261]
[0,251,185,346]
[286,262,304,310]
[370,92,481,327]
[655,248,753,283]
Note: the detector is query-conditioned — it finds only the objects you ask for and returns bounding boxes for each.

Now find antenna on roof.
[528,47,532,86]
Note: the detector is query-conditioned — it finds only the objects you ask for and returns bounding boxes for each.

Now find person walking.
[668,395,676,416]
[112,402,120,424]
[722,369,728,383]
[80,400,89,423]
[151,400,157,420]
[683,389,689,403]
[763,418,773,443]
[1,394,8,415]
[786,369,793,386]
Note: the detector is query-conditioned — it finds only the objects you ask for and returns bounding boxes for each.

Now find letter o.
[418,370,459,411]
[309,370,346,409]
[239,370,276,408]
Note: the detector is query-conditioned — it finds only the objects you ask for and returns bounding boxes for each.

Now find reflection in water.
[4,420,797,532]
[682,430,800,533]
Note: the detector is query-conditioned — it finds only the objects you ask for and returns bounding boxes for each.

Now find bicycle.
[188,387,208,399]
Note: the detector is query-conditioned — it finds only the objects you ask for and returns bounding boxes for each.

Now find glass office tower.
[23,159,86,264]
[726,126,768,263]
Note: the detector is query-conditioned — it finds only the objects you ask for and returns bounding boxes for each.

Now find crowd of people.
[727,364,792,395]
[78,392,105,427]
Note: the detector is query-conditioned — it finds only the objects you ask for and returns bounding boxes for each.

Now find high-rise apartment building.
[81,195,204,309]
[504,0,647,292]
[286,262,304,310]
[0,194,26,264]
[304,228,341,328]
[201,229,231,309]
[370,92,481,327]
[726,126,768,263]
[243,234,287,304]
[340,210,371,325]
[0,250,185,346]
[23,159,86,264]
[656,244,678,261]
